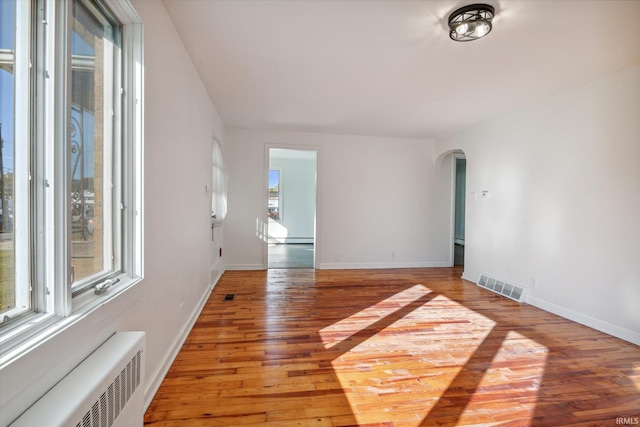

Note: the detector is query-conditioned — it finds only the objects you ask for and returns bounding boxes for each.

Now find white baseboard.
[461,272,476,283]
[143,261,225,410]
[227,261,452,271]
[527,295,640,346]
[459,271,638,345]
[317,261,451,270]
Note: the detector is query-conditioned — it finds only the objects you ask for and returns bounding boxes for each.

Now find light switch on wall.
[481,191,490,199]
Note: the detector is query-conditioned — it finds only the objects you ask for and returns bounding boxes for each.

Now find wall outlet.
[391,251,396,259]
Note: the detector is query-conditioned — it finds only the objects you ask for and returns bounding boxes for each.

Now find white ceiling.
[163,0,640,140]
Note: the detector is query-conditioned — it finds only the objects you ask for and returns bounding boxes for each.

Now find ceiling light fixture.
[448,4,495,42]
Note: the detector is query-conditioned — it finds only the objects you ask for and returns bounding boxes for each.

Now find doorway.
[267,148,317,268]
[454,155,466,266]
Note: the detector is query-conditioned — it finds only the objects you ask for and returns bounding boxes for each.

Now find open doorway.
[454,155,466,266]
[267,148,317,268]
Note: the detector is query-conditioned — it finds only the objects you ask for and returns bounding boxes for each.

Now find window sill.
[0,274,142,369]
[72,273,141,312]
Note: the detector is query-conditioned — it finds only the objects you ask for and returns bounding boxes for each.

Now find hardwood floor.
[144,268,640,426]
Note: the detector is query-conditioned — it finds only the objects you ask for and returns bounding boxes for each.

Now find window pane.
[268,170,280,220]
[211,139,227,224]
[70,0,118,286]
[0,0,16,315]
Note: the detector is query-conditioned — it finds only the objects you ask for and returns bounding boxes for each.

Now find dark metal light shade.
[448,4,495,42]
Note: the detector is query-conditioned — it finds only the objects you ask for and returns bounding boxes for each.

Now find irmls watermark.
[616,417,640,425]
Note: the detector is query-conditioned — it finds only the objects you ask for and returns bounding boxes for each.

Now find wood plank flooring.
[144,268,640,426]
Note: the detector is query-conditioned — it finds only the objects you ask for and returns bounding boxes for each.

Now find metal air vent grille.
[477,274,526,302]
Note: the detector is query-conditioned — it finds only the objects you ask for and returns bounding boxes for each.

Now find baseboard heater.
[11,331,146,427]
[477,273,526,302]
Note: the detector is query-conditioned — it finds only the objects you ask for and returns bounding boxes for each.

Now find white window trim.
[0,0,144,367]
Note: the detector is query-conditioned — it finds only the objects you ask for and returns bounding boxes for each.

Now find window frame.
[68,0,122,296]
[0,0,143,364]
[0,0,33,324]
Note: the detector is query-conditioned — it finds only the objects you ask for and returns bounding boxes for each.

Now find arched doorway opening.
[435,149,467,268]
[453,154,466,266]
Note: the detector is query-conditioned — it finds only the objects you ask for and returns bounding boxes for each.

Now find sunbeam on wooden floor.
[144,268,640,426]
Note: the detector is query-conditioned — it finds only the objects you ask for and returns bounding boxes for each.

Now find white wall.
[225,129,452,270]
[435,65,640,345]
[128,0,226,402]
[269,151,316,242]
[0,2,225,424]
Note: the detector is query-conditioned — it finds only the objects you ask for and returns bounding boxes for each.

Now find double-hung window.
[0,0,142,358]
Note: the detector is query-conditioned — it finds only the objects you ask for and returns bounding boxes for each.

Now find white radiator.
[11,331,145,427]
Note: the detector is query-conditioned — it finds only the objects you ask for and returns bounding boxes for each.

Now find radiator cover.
[11,331,145,427]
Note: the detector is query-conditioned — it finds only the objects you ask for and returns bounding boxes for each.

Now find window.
[0,0,142,356]
[1,0,28,322]
[70,0,120,292]
[211,138,227,226]
[268,169,281,220]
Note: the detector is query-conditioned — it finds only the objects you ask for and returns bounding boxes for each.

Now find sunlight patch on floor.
[632,361,640,391]
[321,293,554,426]
[456,330,549,425]
[318,284,434,349]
